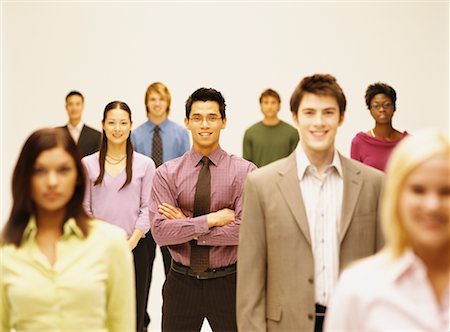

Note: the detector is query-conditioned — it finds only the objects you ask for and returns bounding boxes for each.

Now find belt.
[171,260,236,280]
[315,303,327,317]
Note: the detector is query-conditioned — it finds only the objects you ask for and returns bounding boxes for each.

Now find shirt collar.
[295,145,343,180]
[147,118,169,132]
[188,146,224,167]
[389,248,428,283]
[22,216,84,244]
[67,122,84,132]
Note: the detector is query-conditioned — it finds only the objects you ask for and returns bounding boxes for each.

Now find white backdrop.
[1,1,448,331]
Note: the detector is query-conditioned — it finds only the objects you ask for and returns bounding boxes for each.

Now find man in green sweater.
[243,88,299,167]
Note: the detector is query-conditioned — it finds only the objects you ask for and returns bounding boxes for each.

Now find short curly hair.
[365,82,397,110]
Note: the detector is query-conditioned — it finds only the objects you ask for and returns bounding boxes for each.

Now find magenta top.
[82,152,155,237]
[350,131,408,171]
[150,146,256,268]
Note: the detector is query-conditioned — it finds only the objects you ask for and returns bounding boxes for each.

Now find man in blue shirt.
[131,82,190,330]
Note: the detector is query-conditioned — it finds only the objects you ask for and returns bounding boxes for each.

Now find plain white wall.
[1,1,448,331]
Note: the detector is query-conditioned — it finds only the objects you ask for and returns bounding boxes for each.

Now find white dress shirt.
[296,146,343,306]
[67,122,84,143]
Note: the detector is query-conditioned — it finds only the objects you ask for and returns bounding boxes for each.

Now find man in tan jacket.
[237,74,384,332]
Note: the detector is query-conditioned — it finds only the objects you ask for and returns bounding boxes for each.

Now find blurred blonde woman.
[325,129,449,331]
[1,128,134,331]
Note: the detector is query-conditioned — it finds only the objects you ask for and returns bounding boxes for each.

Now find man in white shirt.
[237,74,384,332]
[62,91,101,158]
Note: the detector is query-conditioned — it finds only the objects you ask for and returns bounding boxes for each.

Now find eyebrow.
[301,107,337,111]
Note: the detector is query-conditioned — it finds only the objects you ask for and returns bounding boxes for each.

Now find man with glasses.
[150,87,256,331]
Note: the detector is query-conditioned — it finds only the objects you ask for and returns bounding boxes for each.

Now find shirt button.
[308,313,314,320]
[308,278,314,284]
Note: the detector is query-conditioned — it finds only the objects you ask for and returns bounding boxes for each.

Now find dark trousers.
[162,268,237,332]
[132,238,150,332]
[314,303,327,332]
[143,232,172,328]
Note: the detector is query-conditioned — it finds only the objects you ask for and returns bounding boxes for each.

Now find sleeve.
[197,163,257,246]
[105,231,136,332]
[1,258,11,332]
[179,128,190,156]
[350,136,362,161]
[81,158,94,217]
[130,131,137,151]
[242,130,252,161]
[236,173,268,331]
[290,128,300,152]
[150,166,209,246]
[134,159,155,234]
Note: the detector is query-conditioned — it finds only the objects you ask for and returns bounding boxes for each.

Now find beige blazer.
[237,152,384,331]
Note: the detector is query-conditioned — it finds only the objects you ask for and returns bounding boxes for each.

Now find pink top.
[150,146,256,268]
[325,249,449,332]
[82,152,155,237]
[350,131,408,171]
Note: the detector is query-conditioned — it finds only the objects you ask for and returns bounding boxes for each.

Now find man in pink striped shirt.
[150,87,256,332]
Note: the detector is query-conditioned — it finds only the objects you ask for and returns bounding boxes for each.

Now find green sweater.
[243,120,299,167]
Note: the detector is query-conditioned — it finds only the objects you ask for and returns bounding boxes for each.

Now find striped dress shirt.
[296,146,343,306]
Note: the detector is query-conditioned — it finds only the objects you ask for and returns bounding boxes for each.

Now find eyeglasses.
[370,102,393,111]
[189,115,222,124]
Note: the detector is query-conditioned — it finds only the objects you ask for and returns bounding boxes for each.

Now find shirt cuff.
[193,215,209,235]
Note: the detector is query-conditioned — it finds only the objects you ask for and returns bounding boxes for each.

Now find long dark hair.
[1,128,90,247]
[94,101,134,190]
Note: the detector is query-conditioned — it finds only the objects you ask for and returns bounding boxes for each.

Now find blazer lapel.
[339,155,363,243]
[77,125,87,147]
[277,153,311,245]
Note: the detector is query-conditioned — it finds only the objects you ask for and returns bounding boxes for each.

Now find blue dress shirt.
[131,118,190,163]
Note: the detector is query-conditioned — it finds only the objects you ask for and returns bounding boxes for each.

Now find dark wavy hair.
[95,101,134,190]
[185,87,226,119]
[290,74,347,116]
[1,128,90,246]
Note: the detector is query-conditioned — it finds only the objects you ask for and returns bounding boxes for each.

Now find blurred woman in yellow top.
[1,128,135,332]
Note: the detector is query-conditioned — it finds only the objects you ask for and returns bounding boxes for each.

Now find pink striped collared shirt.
[150,146,256,268]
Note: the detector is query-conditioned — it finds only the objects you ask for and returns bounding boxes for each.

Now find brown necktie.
[152,126,163,167]
[190,156,211,274]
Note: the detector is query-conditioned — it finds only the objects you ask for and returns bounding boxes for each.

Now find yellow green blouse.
[1,217,135,332]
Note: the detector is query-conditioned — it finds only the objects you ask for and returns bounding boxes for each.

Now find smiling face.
[146,91,169,122]
[399,154,450,254]
[184,100,226,156]
[369,93,395,125]
[292,92,344,159]
[102,108,132,147]
[31,147,77,216]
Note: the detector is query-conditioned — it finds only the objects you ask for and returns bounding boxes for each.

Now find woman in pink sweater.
[350,82,408,171]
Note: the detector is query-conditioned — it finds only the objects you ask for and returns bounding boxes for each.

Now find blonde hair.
[145,82,171,114]
[382,129,449,258]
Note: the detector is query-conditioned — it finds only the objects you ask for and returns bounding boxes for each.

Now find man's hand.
[158,203,187,220]
[207,208,235,228]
